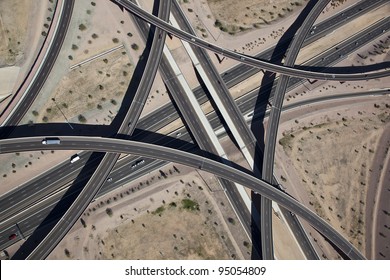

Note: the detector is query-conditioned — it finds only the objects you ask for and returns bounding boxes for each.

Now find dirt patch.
[99,203,231,260]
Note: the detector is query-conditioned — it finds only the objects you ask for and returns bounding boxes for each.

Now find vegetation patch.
[181,199,199,211]
[152,206,165,215]
[278,134,295,150]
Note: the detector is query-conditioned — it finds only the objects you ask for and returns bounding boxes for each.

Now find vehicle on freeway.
[131,159,145,169]
[176,132,182,137]
[8,234,17,240]
[41,138,61,145]
[107,177,113,182]
[128,121,132,127]
[70,154,80,163]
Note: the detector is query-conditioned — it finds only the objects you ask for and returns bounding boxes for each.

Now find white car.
[70,154,80,163]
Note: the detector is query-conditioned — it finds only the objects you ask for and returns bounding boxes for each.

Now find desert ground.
[0,0,31,67]
[273,96,390,258]
[25,48,133,125]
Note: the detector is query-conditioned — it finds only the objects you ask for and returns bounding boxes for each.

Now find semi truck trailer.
[41,138,61,145]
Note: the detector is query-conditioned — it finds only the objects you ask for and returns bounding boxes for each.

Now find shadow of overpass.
[249,0,319,259]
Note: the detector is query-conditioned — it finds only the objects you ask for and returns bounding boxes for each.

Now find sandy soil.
[366,123,390,259]
[273,96,390,258]
[48,164,248,260]
[19,0,142,127]
[0,0,51,102]
[0,0,31,67]
[0,67,19,100]
[272,207,305,259]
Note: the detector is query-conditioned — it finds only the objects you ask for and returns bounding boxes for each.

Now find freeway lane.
[220,18,390,128]
[131,1,252,240]
[171,1,257,155]
[116,0,390,81]
[0,156,163,250]
[0,136,365,260]
[123,0,169,135]
[1,89,387,250]
[264,0,332,183]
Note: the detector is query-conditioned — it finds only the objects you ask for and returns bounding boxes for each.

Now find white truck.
[41,138,61,145]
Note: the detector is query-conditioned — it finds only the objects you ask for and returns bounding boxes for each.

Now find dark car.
[9,234,17,240]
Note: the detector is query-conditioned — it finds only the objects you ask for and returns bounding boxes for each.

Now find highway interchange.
[0,0,389,259]
[0,136,366,260]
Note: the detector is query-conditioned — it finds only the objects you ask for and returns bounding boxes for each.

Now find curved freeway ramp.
[0,136,365,260]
